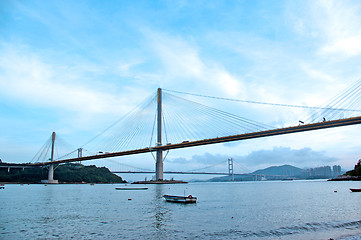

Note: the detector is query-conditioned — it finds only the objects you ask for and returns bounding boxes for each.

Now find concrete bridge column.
[42,132,58,184]
[155,88,163,180]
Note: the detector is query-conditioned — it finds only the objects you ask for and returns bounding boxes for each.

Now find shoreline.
[0,182,124,185]
[132,179,188,184]
[328,176,361,181]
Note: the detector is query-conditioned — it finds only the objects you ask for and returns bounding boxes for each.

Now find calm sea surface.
[1,180,361,240]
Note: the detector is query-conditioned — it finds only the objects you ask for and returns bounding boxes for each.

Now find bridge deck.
[111,171,230,175]
[31,116,361,166]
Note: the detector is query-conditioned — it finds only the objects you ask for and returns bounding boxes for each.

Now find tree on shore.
[0,163,126,183]
[346,159,361,176]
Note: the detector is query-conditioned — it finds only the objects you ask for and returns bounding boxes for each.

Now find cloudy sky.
[1,0,361,175]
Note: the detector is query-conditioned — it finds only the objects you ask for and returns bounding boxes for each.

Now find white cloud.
[0,45,137,117]
[321,35,361,56]
[144,30,245,97]
[291,0,361,57]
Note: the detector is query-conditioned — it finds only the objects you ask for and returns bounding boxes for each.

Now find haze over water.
[1,180,361,239]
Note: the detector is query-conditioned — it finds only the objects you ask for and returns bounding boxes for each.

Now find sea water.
[1,180,361,239]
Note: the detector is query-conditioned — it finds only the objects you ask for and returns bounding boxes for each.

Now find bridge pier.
[47,163,58,184]
[156,150,163,180]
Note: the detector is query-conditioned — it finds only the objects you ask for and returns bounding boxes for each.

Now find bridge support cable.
[105,158,154,172]
[163,86,361,127]
[186,159,228,173]
[232,159,251,173]
[326,78,361,110]
[162,107,183,144]
[105,96,156,152]
[161,111,171,162]
[305,78,361,123]
[81,92,158,155]
[161,92,274,144]
[31,132,79,164]
[31,135,52,163]
[163,88,360,113]
[148,110,157,162]
[80,92,156,150]
[164,102,201,141]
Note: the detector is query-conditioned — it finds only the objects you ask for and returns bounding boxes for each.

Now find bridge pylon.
[42,132,58,184]
[155,88,163,180]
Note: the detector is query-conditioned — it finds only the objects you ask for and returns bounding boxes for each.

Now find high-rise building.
[332,165,341,177]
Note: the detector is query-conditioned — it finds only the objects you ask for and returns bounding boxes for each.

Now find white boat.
[163,194,197,203]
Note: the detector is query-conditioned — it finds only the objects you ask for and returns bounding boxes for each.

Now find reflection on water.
[42,185,55,225]
[1,181,361,239]
[152,184,168,238]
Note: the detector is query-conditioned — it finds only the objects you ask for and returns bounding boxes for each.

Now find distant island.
[0,163,126,184]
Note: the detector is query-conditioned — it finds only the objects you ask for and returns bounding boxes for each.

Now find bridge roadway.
[112,171,230,175]
[31,116,361,166]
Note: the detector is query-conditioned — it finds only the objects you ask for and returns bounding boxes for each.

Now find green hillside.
[252,164,303,176]
[345,160,361,176]
[0,163,126,183]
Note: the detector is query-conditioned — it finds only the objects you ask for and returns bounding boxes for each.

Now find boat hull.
[163,195,197,203]
[350,188,361,192]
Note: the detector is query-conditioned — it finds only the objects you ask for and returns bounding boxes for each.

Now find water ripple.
[205,220,361,239]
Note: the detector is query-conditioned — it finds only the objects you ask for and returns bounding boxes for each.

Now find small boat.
[350,188,361,192]
[163,194,197,203]
[115,187,148,190]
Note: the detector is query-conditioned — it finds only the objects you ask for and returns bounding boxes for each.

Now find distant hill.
[252,165,303,176]
[207,165,303,182]
[0,163,126,184]
[208,174,257,182]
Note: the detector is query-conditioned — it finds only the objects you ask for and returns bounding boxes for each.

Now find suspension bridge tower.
[228,158,234,181]
[156,88,163,180]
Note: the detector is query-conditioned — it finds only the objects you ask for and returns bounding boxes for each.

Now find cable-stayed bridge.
[29,79,361,183]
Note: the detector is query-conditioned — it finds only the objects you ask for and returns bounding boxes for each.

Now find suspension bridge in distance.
[29,79,361,183]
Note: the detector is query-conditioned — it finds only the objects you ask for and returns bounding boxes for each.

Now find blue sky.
[2,0,361,175]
